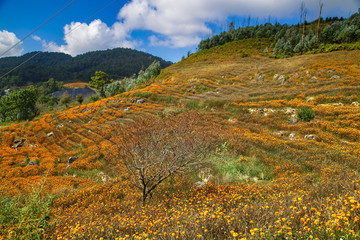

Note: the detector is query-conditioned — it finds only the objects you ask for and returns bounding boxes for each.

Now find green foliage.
[0,178,53,239]
[88,95,100,103]
[198,23,280,51]
[90,71,113,98]
[105,81,125,97]
[0,87,38,121]
[209,150,273,183]
[122,61,161,91]
[198,11,360,58]
[311,42,360,53]
[297,107,315,122]
[133,91,153,98]
[185,101,201,110]
[36,78,63,106]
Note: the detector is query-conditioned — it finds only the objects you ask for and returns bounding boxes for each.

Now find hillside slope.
[1,39,360,239]
[0,48,172,89]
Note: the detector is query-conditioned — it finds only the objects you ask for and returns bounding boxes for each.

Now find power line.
[0,0,77,58]
[0,0,121,80]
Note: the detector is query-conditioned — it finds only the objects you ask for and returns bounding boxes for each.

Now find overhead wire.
[0,0,77,58]
[0,0,120,80]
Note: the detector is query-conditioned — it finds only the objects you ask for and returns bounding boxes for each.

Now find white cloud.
[41,0,360,55]
[44,20,139,56]
[117,0,360,47]
[0,30,23,57]
[32,35,41,41]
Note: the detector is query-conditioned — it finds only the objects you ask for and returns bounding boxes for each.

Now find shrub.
[88,95,100,103]
[297,107,315,122]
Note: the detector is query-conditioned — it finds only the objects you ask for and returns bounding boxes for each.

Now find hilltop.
[0,48,172,90]
[1,37,360,239]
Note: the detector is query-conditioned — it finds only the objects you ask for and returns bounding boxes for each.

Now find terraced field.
[1,40,360,239]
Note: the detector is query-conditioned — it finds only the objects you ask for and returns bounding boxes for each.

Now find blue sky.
[0,0,359,62]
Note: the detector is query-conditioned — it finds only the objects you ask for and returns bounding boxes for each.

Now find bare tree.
[299,2,307,40]
[300,2,305,25]
[109,112,211,206]
[317,0,324,39]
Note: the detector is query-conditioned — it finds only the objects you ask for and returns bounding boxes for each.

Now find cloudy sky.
[0,0,359,62]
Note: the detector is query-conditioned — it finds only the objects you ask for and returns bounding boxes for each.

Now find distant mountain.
[0,48,172,89]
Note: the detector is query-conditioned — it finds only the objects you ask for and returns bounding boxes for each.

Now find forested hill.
[0,48,172,89]
[198,11,360,57]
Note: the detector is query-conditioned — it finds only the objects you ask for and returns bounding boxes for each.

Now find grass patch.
[208,148,273,183]
[132,91,153,98]
[184,100,201,110]
[149,95,178,103]
[311,42,360,53]
[65,168,104,182]
[202,99,229,109]
[0,178,54,239]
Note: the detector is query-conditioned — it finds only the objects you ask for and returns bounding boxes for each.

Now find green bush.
[297,107,315,122]
[88,95,100,103]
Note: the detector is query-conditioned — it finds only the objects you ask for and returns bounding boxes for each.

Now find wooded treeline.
[198,11,360,57]
[0,48,172,91]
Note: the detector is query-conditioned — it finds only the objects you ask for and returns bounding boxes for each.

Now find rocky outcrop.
[11,138,26,149]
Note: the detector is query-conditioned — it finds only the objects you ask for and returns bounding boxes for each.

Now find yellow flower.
[231,231,238,237]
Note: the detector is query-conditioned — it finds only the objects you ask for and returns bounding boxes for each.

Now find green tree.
[105,81,125,97]
[0,87,38,121]
[90,71,113,98]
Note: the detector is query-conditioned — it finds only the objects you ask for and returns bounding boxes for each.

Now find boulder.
[129,99,136,103]
[289,133,296,140]
[304,135,315,140]
[279,75,286,86]
[27,161,38,166]
[67,156,79,165]
[11,143,23,149]
[257,74,264,82]
[274,131,286,137]
[332,103,343,107]
[351,102,360,107]
[137,99,145,104]
[331,75,340,79]
[124,107,130,111]
[11,138,26,149]
[47,132,53,137]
